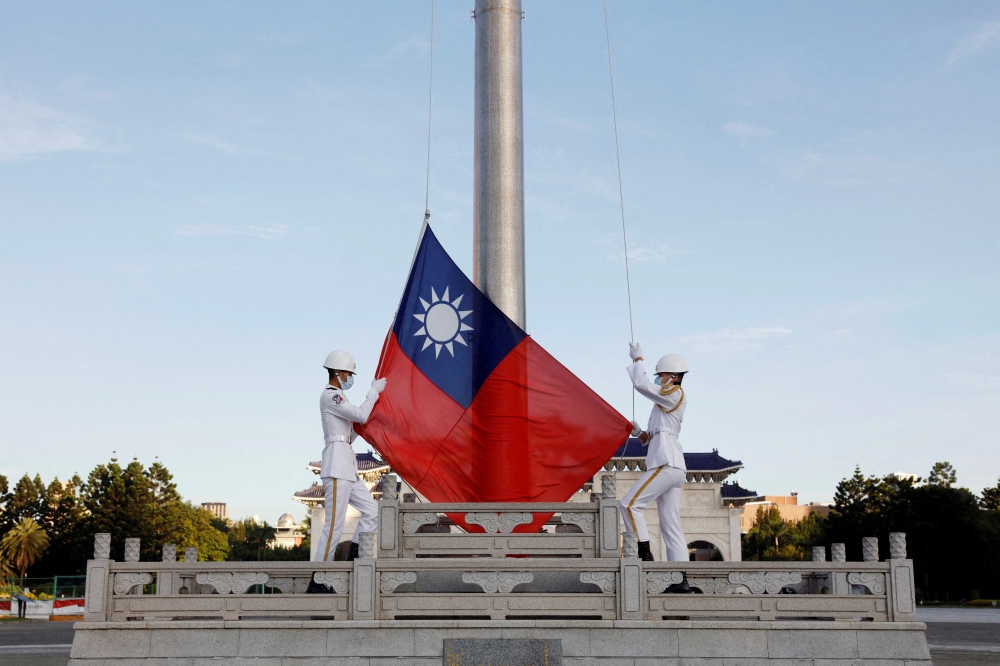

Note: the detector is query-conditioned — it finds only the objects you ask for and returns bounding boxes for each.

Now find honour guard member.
[308,350,387,591]
[621,343,691,579]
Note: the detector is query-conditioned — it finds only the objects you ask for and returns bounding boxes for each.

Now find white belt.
[650,428,678,437]
[325,435,350,443]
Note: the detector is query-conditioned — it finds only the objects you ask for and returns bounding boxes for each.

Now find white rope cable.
[423,0,435,224]
[602,0,636,421]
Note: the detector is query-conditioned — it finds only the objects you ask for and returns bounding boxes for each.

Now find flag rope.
[603,0,636,420]
[423,0,435,224]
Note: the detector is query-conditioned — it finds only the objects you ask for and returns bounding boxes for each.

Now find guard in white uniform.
[620,343,690,570]
[310,350,386,578]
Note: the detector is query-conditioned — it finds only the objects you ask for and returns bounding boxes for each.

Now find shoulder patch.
[332,394,344,404]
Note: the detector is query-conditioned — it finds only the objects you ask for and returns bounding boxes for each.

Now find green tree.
[928,462,957,488]
[32,476,85,576]
[1,474,48,532]
[1,517,51,586]
[742,506,826,561]
[70,457,229,568]
[980,478,1000,511]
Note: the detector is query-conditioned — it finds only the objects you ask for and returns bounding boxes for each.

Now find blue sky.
[2,2,998,523]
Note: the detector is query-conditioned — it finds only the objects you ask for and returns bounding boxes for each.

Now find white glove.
[370,377,387,395]
[629,342,643,361]
[630,420,642,437]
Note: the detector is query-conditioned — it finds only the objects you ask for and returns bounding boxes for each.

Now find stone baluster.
[85,534,113,622]
[403,493,417,503]
[599,474,620,558]
[862,537,879,562]
[378,474,399,558]
[829,543,848,594]
[887,532,916,620]
[124,538,140,562]
[618,531,643,620]
[180,546,199,593]
[158,544,177,596]
[352,532,377,620]
[812,546,826,562]
[889,532,906,560]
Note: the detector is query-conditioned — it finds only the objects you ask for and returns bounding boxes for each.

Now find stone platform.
[69,618,931,665]
[72,476,930,665]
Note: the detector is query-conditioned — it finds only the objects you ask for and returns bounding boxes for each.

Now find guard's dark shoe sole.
[305,581,335,594]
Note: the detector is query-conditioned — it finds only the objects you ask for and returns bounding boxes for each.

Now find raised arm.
[328,378,387,425]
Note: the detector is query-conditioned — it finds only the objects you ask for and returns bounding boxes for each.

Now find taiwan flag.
[357,224,632,533]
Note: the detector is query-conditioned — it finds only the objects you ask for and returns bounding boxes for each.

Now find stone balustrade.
[82,530,916,624]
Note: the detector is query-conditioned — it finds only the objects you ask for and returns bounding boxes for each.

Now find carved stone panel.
[687,576,749,595]
[267,577,311,594]
[727,571,802,594]
[184,547,199,563]
[560,512,595,533]
[113,572,152,595]
[124,538,140,562]
[94,533,111,560]
[831,543,846,562]
[847,571,886,595]
[313,571,350,594]
[645,571,683,594]
[162,544,176,562]
[461,571,533,593]
[380,571,417,593]
[812,546,826,562]
[682,489,716,509]
[465,512,532,534]
[403,512,440,534]
[195,572,268,594]
[579,571,615,593]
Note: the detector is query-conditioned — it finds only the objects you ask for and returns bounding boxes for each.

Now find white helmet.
[323,350,356,373]
[655,354,688,374]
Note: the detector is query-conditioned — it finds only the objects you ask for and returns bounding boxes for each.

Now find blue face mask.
[340,374,355,390]
[654,375,663,386]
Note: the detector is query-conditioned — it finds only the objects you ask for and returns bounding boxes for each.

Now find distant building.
[739,493,831,532]
[894,471,918,482]
[292,443,754,561]
[272,513,305,549]
[201,502,228,520]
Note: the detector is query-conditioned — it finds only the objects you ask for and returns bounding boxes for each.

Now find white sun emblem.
[412,286,473,358]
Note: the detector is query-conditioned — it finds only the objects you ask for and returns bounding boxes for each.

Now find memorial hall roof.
[307,451,388,475]
[721,481,762,506]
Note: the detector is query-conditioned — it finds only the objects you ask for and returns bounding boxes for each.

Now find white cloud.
[723,121,775,139]
[681,326,792,355]
[946,21,1000,66]
[0,94,100,162]
[174,224,295,240]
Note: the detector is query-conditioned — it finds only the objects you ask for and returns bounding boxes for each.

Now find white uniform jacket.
[319,384,382,480]
[627,360,687,471]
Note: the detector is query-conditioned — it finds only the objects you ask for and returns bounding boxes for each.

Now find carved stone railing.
[82,530,916,624]
[377,473,621,559]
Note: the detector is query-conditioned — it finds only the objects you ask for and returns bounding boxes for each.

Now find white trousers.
[619,465,688,561]
[313,476,379,562]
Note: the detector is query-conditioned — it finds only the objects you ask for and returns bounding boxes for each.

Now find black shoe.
[664,575,693,594]
[305,580,334,594]
[346,542,360,561]
[637,540,655,562]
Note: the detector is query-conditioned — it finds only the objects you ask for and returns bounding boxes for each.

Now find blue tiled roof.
[721,481,760,499]
[612,439,743,472]
[308,450,388,474]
